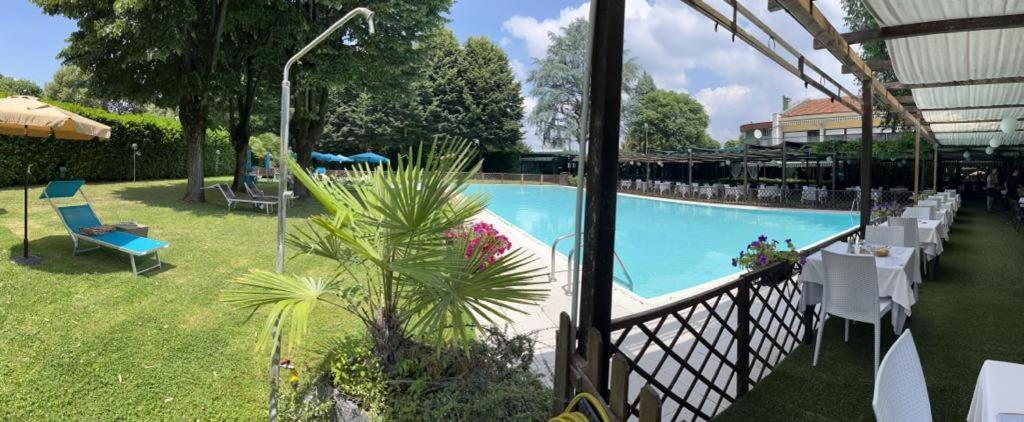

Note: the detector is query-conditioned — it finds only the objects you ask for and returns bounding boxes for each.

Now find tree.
[220,1,298,190]
[221,138,545,368]
[528,18,639,150]
[35,0,232,202]
[285,0,451,197]
[322,32,524,156]
[322,88,425,155]
[0,74,43,97]
[417,30,471,141]
[622,71,656,130]
[44,65,103,108]
[623,89,716,152]
[461,36,524,153]
[723,137,745,149]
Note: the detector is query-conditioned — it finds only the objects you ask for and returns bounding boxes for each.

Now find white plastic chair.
[890,215,932,266]
[872,330,932,422]
[865,225,905,248]
[903,206,935,221]
[814,250,892,375]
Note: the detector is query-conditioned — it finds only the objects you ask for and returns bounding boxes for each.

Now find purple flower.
[799,256,808,265]
[784,238,792,244]
[757,254,768,265]
[758,235,768,243]
[731,258,738,267]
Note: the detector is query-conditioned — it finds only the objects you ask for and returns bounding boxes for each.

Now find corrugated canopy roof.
[862,0,1024,146]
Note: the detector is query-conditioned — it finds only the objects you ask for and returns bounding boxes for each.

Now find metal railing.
[602,225,861,420]
[550,232,634,292]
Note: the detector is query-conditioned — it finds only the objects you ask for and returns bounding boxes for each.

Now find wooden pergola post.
[688,150,693,185]
[914,130,921,193]
[576,0,625,394]
[742,144,749,194]
[933,146,939,190]
[831,156,837,190]
[781,141,788,190]
[860,82,873,231]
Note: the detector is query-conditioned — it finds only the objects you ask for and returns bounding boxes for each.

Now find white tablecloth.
[881,220,945,258]
[800,242,920,334]
[968,360,1024,422]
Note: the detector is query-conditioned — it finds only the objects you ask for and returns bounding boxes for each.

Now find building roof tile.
[782,96,857,117]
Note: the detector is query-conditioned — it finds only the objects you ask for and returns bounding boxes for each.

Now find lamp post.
[272,8,375,422]
[131,143,139,182]
[215,149,221,176]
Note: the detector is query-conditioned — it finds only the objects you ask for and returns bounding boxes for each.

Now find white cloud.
[502,0,855,146]
[502,3,590,59]
[696,85,751,115]
[510,58,528,84]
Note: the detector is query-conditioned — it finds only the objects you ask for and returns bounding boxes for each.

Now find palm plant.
[221,138,546,369]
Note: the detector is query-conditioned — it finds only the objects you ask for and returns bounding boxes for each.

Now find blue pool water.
[465,184,857,299]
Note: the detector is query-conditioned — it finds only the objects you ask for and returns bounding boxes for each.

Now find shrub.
[329,328,550,421]
[0,99,234,186]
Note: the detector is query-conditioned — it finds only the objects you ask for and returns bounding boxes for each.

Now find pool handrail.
[550,231,636,325]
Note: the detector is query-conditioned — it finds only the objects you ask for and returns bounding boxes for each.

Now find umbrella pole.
[13,135,40,266]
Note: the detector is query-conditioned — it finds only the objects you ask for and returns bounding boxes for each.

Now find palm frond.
[220,270,345,355]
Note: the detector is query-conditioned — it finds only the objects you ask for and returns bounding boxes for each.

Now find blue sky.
[1,0,853,148]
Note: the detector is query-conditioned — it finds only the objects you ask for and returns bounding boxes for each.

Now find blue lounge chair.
[42,180,169,275]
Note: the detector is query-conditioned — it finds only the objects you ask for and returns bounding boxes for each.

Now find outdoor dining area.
[550,0,1024,420]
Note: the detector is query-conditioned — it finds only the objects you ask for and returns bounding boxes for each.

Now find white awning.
[861,0,1024,146]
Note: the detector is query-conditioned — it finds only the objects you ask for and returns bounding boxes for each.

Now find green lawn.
[717,201,1024,421]
[0,178,357,420]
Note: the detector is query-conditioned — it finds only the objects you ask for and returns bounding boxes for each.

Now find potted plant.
[731,235,805,286]
[871,202,898,222]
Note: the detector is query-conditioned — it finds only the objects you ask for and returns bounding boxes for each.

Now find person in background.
[1006,168,1021,205]
[987,168,1000,212]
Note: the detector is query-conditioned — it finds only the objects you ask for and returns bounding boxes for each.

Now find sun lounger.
[206,183,277,214]
[42,180,169,275]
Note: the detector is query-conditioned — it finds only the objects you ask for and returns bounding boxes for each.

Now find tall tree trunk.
[230,60,258,191]
[290,87,329,198]
[229,97,253,191]
[180,96,207,202]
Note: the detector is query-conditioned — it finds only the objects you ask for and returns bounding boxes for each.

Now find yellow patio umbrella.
[0,95,111,266]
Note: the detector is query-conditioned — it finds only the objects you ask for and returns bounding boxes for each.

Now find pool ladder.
[550,233,635,293]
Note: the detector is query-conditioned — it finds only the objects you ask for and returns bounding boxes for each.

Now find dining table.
[800,242,921,334]
[967,360,1024,422]
[881,219,945,258]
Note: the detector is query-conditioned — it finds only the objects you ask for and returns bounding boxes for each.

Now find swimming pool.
[465,184,857,299]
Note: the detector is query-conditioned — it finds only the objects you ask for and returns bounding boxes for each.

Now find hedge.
[0,97,235,187]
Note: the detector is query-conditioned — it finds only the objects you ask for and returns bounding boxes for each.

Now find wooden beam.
[682,0,862,114]
[767,0,782,12]
[841,59,892,74]
[814,14,1024,49]
[774,0,936,145]
[896,95,915,104]
[886,76,1024,90]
